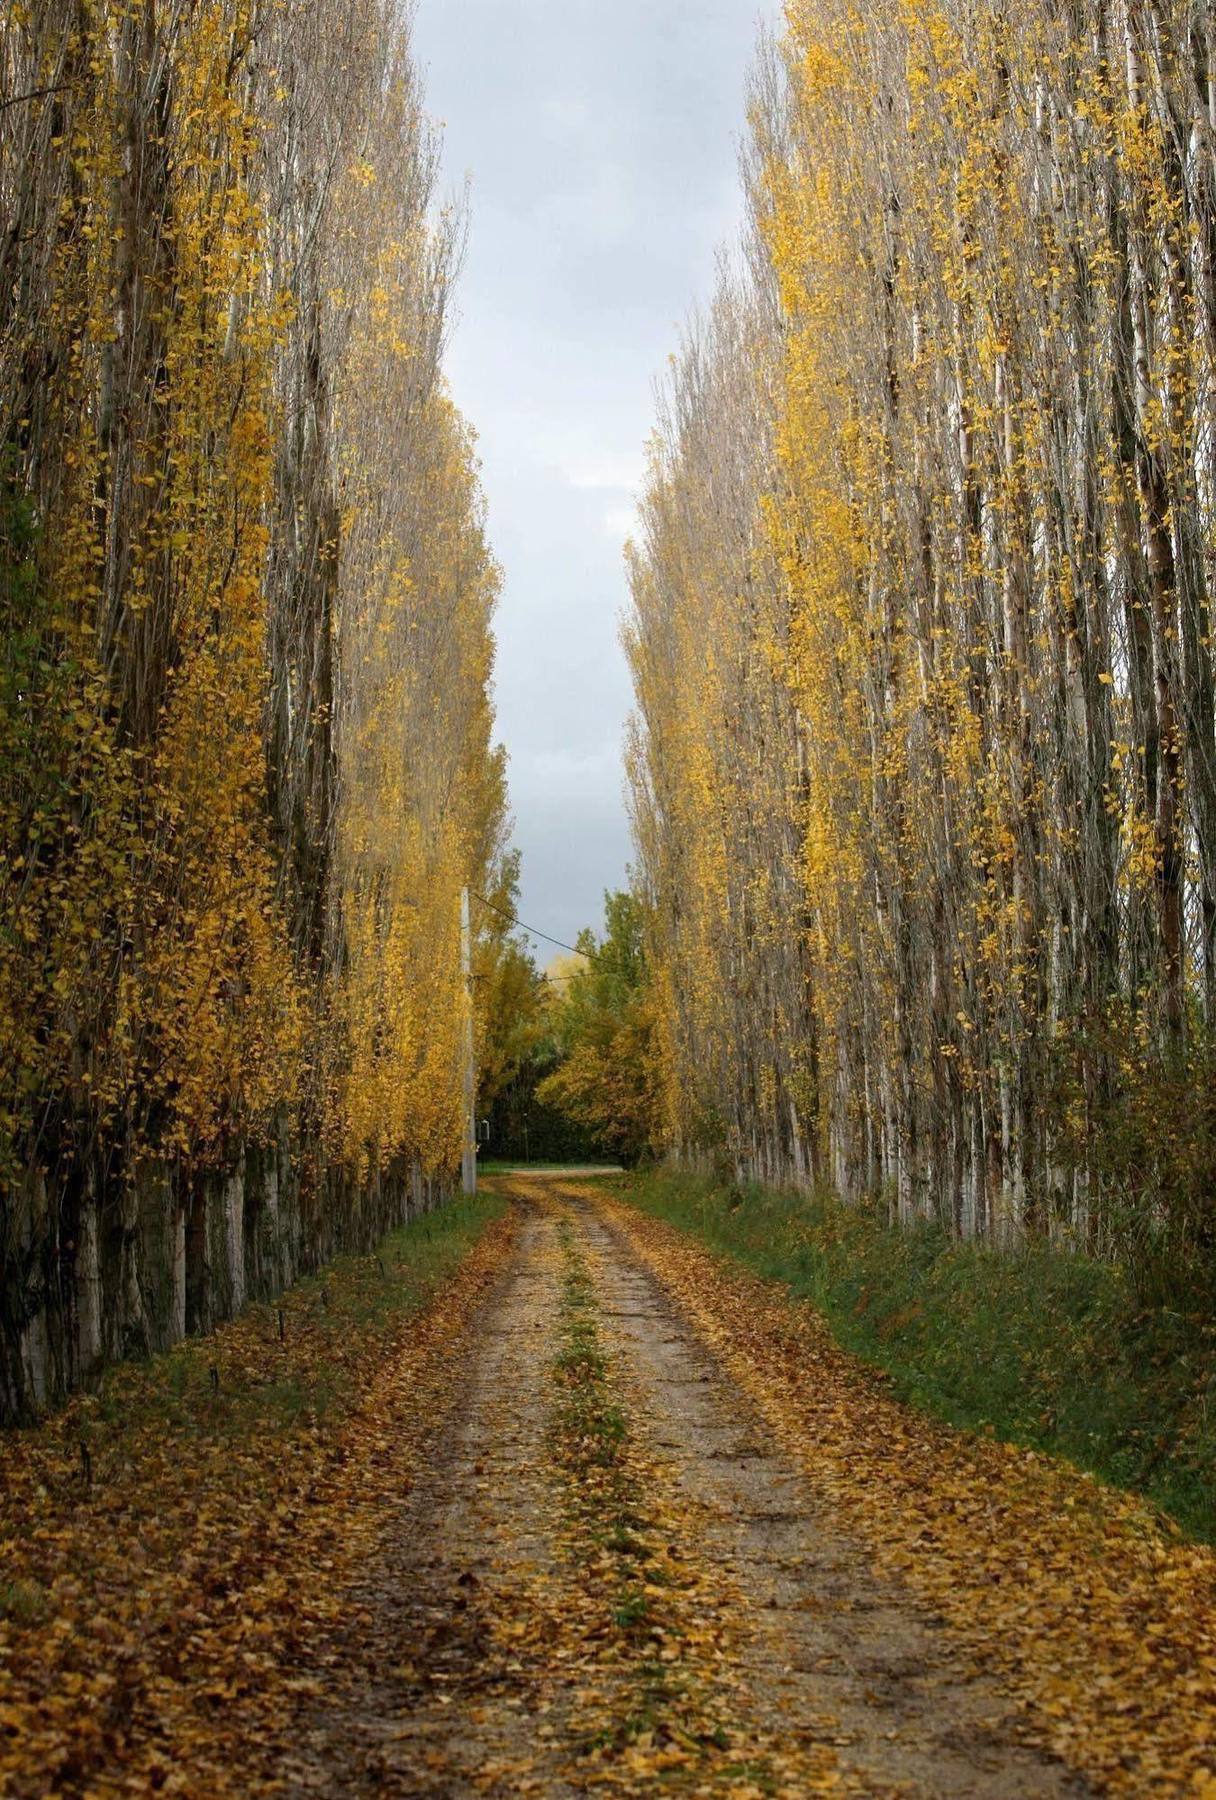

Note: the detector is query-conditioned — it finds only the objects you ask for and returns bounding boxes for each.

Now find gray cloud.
[413,0,775,957]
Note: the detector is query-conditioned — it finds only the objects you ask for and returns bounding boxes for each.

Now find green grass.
[0,1579,49,1626]
[548,1216,693,1763]
[76,1190,507,1451]
[621,1168,1216,1544]
[551,1217,639,1506]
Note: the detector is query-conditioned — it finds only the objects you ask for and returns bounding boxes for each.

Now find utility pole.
[461,886,477,1196]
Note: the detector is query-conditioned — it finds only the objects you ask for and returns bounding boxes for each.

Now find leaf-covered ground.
[597,1185,1216,1795]
[2,1175,1213,1795]
[0,1194,513,1796]
[623,1168,1216,1541]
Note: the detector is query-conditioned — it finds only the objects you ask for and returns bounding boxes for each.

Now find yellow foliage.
[628,0,1216,1238]
[0,0,507,1219]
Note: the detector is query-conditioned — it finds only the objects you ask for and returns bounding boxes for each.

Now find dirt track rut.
[579,1200,1083,1798]
[281,1179,1084,1797]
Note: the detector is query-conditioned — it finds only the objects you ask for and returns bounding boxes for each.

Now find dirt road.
[278,1177,1084,1797]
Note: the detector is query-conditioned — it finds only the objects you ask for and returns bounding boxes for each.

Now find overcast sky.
[412,0,774,960]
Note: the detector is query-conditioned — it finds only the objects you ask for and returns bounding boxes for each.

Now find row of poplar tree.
[627,0,1216,1288]
[0,1,513,1412]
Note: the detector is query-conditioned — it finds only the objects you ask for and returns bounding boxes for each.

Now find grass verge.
[73,1189,509,1450]
[0,1190,511,1797]
[620,1168,1216,1543]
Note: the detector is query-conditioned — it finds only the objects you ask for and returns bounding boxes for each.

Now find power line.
[471,890,593,961]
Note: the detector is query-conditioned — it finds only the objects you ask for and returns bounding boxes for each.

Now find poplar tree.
[627,0,1216,1292]
[0,0,512,1411]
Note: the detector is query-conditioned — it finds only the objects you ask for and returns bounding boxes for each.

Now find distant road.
[484,1165,623,1178]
